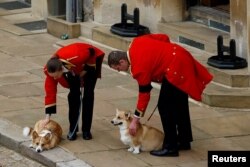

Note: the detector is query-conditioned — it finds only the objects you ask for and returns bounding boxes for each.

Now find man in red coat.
[43,43,104,140]
[108,34,213,157]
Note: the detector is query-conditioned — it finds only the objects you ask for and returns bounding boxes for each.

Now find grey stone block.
[20,142,55,167]
[57,159,92,167]
[20,141,83,167]
[0,118,29,152]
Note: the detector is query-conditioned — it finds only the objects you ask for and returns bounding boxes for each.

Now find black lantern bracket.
[110,3,150,37]
[207,35,247,69]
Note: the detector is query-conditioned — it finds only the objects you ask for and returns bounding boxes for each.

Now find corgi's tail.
[23,127,33,137]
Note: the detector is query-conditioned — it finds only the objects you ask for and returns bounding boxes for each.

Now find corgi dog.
[23,119,63,152]
[111,109,164,154]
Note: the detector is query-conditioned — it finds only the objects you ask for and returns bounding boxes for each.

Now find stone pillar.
[83,0,94,21]
[93,0,136,24]
[31,0,66,19]
[230,0,250,72]
[31,0,48,19]
[246,0,250,73]
[248,0,250,72]
[161,0,186,23]
[136,0,161,32]
[48,0,66,16]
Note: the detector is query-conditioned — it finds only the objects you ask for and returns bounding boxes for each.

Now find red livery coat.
[44,43,105,111]
[128,34,213,117]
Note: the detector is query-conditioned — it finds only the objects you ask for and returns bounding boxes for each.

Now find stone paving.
[0,144,45,167]
[0,7,250,167]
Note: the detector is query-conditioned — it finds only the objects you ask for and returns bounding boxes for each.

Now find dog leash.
[68,87,83,138]
[144,104,158,124]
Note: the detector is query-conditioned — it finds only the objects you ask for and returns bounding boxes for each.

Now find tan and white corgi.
[23,119,62,152]
[111,109,164,154]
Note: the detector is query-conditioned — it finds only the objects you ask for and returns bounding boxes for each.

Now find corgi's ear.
[116,108,120,113]
[44,133,51,140]
[125,111,131,120]
[32,131,38,139]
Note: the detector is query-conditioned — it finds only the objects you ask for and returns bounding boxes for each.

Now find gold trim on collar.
[60,59,76,70]
[66,56,78,61]
[45,103,56,108]
[127,50,131,64]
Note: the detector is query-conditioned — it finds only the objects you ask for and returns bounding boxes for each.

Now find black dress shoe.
[82,132,92,140]
[150,148,179,157]
[67,132,77,141]
[178,142,191,150]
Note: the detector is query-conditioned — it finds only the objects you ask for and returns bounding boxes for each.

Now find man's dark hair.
[46,57,63,73]
[108,51,128,66]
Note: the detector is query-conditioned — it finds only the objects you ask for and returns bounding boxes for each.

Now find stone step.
[190,50,250,88]
[207,66,250,88]
[90,24,250,88]
[157,21,230,53]
[189,6,230,32]
[72,22,250,109]
[92,25,133,52]
[203,83,250,108]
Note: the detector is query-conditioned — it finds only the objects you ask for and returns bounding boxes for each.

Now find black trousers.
[65,70,97,133]
[158,78,193,149]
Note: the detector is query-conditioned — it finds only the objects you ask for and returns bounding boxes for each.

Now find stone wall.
[136,0,161,32]
[31,0,185,32]
[230,0,249,70]
[93,0,185,32]
[84,0,94,21]
[31,0,48,19]
[31,0,66,19]
[247,0,250,72]
[161,0,186,23]
[93,0,136,24]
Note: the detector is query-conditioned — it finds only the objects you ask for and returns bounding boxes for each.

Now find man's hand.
[41,114,50,128]
[129,116,140,136]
